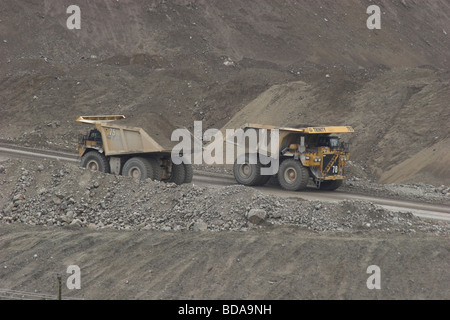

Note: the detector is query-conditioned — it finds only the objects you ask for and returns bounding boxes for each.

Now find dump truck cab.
[77,128,103,155]
[76,115,126,158]
[232,124,354,191]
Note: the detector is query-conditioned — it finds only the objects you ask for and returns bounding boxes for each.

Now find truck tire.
[319,180,343,191]
[80,150,110,173]
[147,157,163,181]
[169,162,186,185]
[233,154,262,186]
[278,158,309,191]
[256,174,271,186]
[123,157,154,181]
[267,174,280,186]
[183,163,193,184]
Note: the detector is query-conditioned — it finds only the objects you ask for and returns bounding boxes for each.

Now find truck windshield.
[329,138,339,148]
[318,136,339,148]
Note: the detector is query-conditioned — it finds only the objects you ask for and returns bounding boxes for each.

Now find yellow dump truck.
[232,124,354,191]
[76,115,192,185]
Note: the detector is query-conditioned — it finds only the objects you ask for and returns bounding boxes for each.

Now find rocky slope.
[1,158,448,235]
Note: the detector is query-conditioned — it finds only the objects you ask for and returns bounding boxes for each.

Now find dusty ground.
[1,223,449,300]
[0,158,449,300]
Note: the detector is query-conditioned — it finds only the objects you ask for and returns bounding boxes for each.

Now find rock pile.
[343,177,450,205]
[0,159,448,235]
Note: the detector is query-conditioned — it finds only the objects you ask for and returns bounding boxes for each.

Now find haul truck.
[233,124,354,191]
[76,115,192,185]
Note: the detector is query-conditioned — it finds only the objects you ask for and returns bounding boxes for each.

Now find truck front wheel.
[80,151,110,173]
[278,159,309,191]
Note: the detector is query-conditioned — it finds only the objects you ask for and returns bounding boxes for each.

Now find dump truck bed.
[238,123,354,151]
[242,123,355,134]
[76,115,174,156]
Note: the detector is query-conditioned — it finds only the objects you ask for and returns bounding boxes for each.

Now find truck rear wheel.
[183,163,193,184]
[233,154,262,186]
[169,162,186,185]
[256,174,271,186]
[80,151,110,173]
[147,157,163,181]
[267,175,280,186]
[319,180,343,191]
[123,157,154,181]
[278,158,309,191]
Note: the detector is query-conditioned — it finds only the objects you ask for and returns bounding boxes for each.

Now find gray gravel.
[0,159,449,236]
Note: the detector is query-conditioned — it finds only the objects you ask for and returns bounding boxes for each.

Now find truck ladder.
[323,153,339,175]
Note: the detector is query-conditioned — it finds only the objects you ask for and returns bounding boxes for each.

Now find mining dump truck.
[232,124,354,191]
[76,115,192,185]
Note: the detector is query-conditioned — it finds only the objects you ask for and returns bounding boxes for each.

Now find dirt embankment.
[1,158,449,233]
[1,223,449,300]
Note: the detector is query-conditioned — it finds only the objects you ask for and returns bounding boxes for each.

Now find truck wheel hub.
[239,164,252,177]
[284,167,297,183]
[87,160,99,171]
[130,167,142,180]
